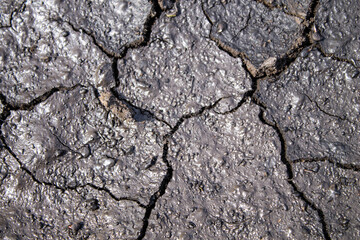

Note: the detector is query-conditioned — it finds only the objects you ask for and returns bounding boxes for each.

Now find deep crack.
[137,139,172,240]
[258,109,332,240]
[202,0,321,78]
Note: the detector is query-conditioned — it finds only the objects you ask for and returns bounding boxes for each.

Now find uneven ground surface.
[0,0,359,239]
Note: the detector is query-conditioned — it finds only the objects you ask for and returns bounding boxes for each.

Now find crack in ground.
[0,84,81,118]
[293,157,360,172]
[304,93,353,123]
[137,96,226,239]
[257,109,332,240]
[49,0,164,60]
[108,58,172,128]
[0,84,146,208]
[197,5,333,237]
[0,135,146,208]
[202,0,320,79]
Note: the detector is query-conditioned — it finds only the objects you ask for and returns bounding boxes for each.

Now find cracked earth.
[0,0,359,239]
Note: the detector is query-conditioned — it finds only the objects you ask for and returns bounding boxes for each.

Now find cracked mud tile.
[203,0,305,76]
[316,0,360,67]
[293,160,360,239]
[49,0,153,56]
[115,0,252,127]
[256,49,360,165]
[0,1,109,106]
[0,149,145,239]
[1,86,169,205]
[145,103,324,239]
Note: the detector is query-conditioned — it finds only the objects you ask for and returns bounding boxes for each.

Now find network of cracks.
[0,0,360,239]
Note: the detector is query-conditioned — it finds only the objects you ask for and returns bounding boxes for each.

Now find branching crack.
[136,95,227,239]
[202,0,321,78]
[258,109,331,240]
[137,139,172,239]
[50,0,163,60]
[0,135,146,208]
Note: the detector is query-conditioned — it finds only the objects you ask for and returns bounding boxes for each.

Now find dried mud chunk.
[1,87,168,204]
[115,0,251,126]
[203,0,302,70]
[256,49,360,164]
[316,0,360,66]
[146,104,324,239]
[98,91,134,123]
[294,161,360,239]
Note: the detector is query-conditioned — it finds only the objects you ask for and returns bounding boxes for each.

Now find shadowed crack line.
[109,88,172,128]
[0,85,146,208]
[202,0,320,78]
[0,84,81,113]
[167,97,225,136]
[293,157,360,172]
[137,139,172,240]
[137,96,227,239]
[258,109,331,240]
[108,58,172,128]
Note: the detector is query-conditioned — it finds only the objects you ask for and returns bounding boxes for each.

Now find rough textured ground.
[0,0,359,239]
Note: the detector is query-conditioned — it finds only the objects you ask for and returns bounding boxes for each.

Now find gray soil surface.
[0,0,359,239]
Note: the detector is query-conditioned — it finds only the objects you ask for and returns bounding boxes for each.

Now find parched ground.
[0,0,359,239]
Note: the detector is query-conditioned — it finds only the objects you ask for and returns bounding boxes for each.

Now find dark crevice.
[108,57,172,127]
[202,0,321,78]
[137,95,227,239]
[258,109,331,240]
[1,92,145,209]
[137,139,172,240]
[112,58,120,88]
[167,97,224,136]
[86,183,147,208]
[0,84,81,114]
[214,93,251,115]
[293,157,360,172]
[110,88,172,128]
